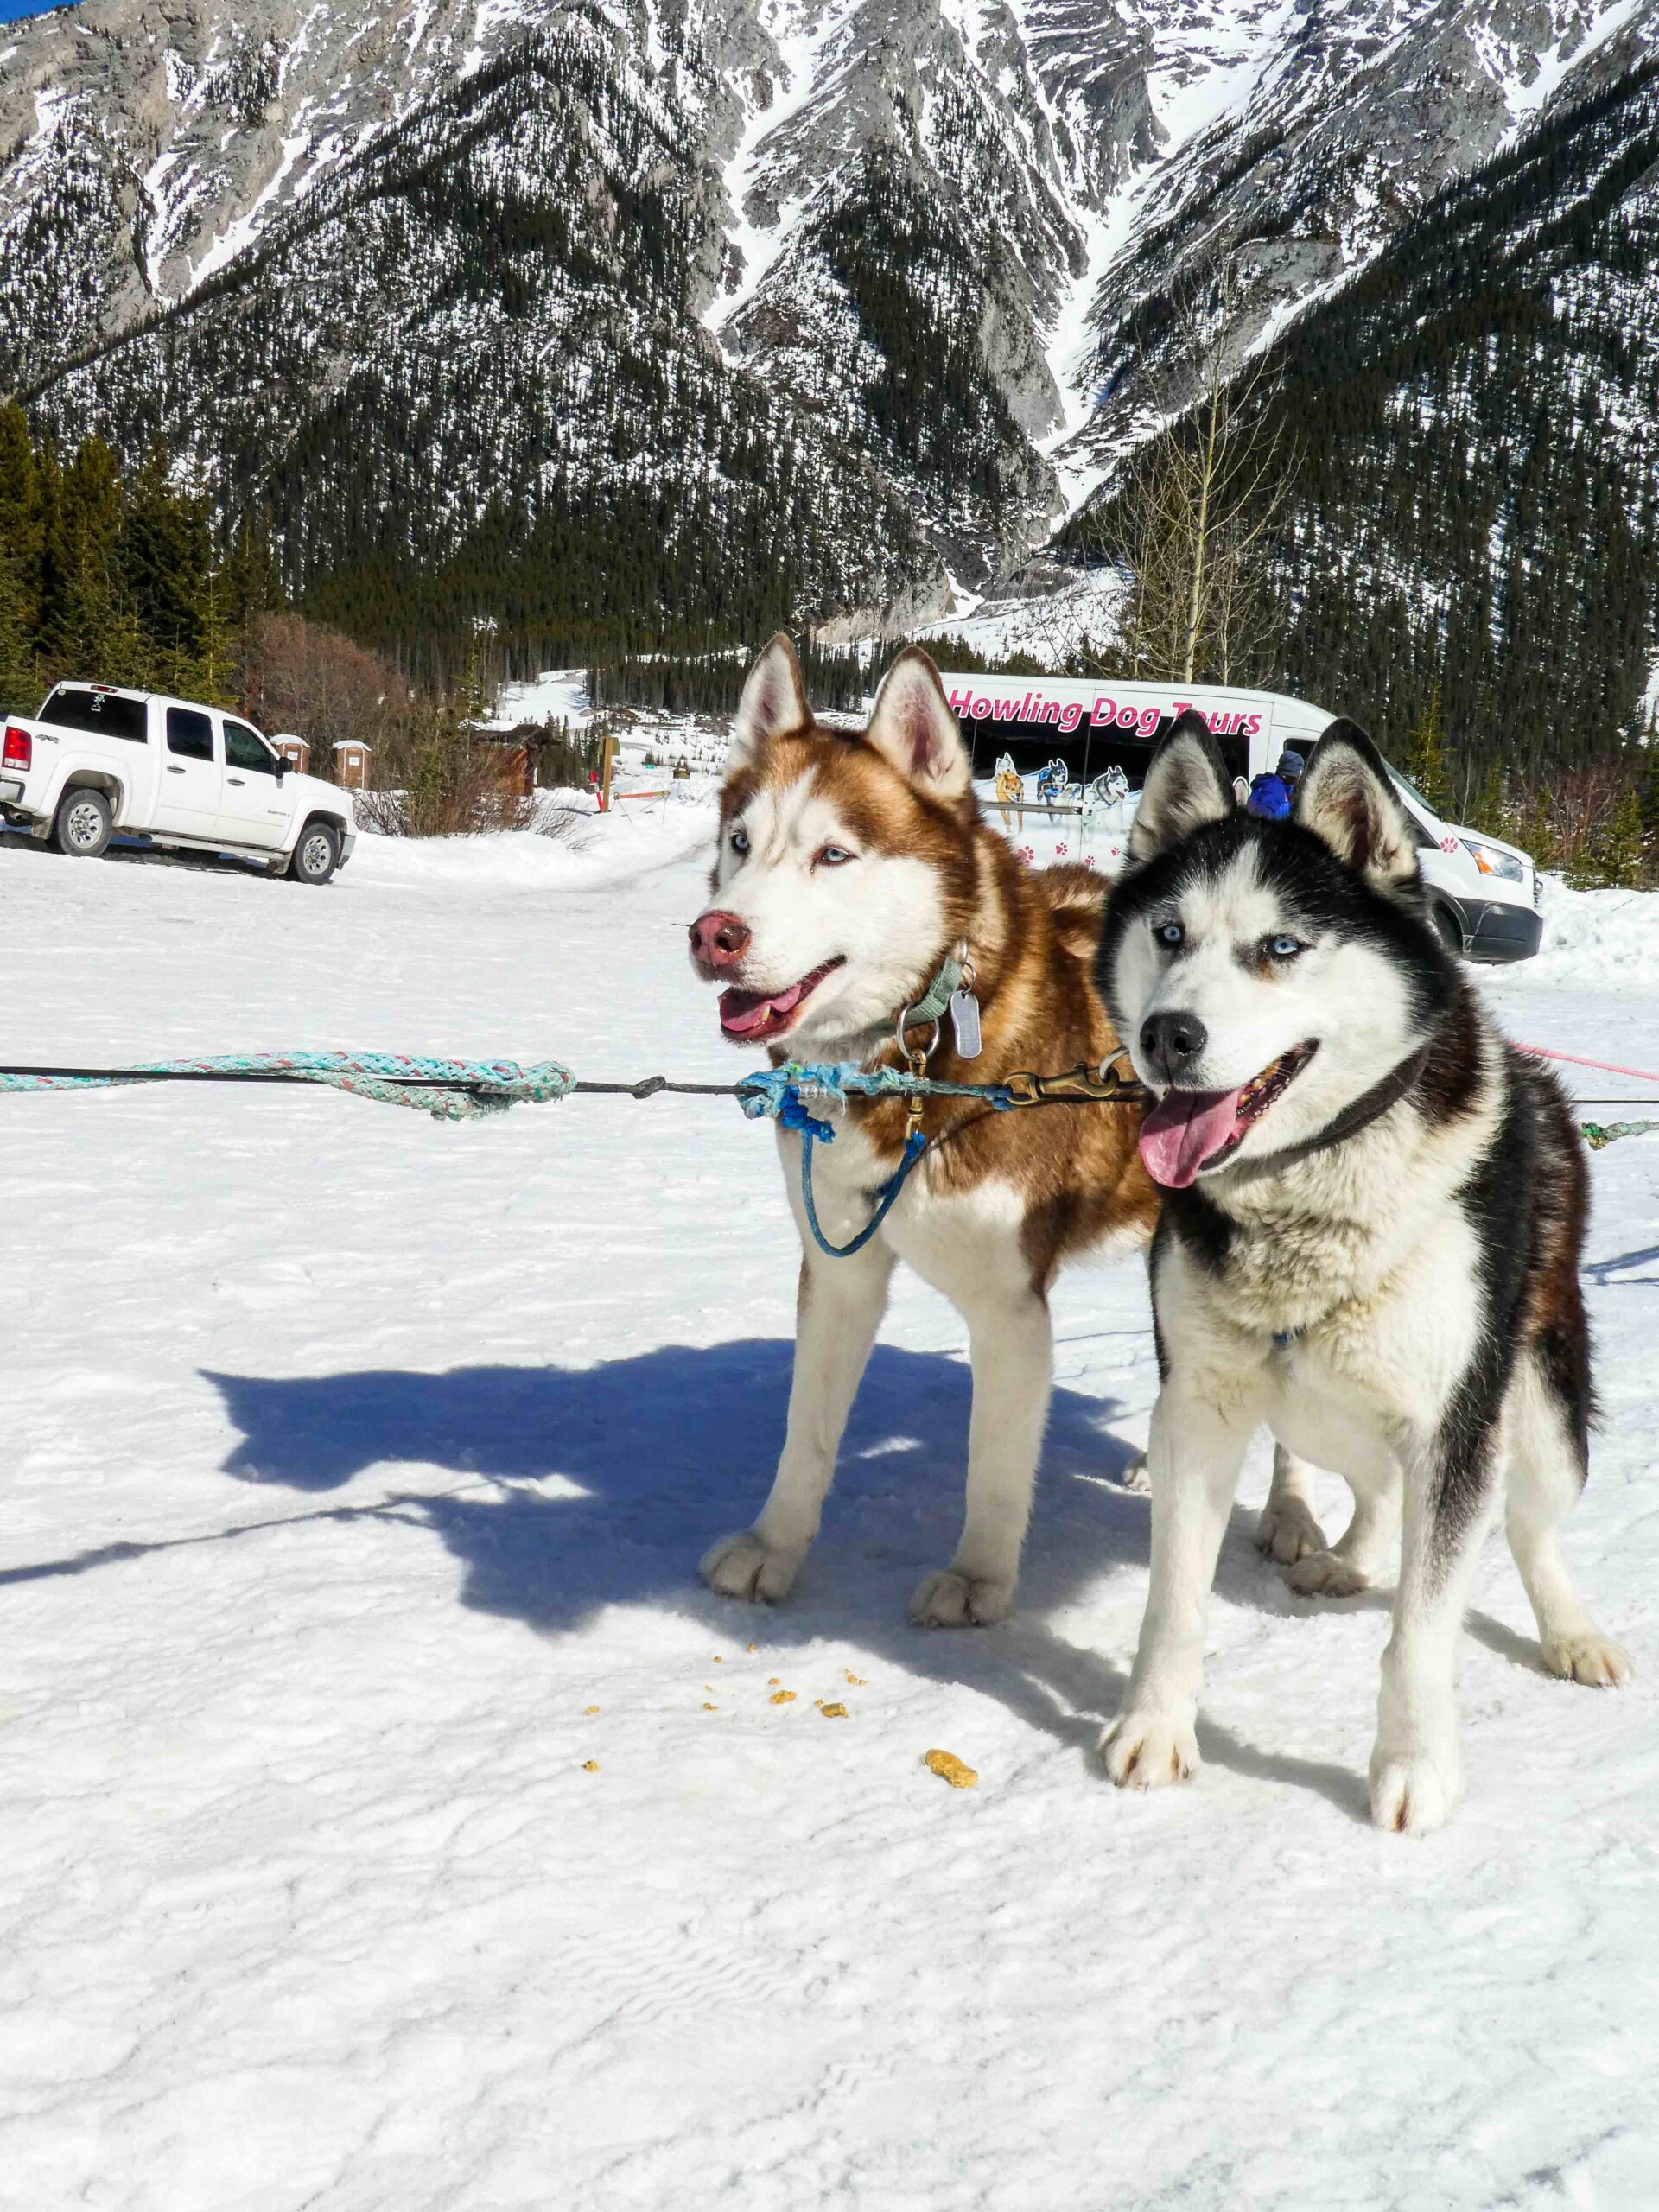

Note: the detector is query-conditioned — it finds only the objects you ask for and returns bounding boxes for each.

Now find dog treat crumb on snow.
[582,1760,599,1773]
[845,1672,867,1686]
[767,1677,780,1686]
[713,1656,723,1663]
[702,1703,718,1712]
[821,1703,849,1719]
[747,1643,758,1653]
[769,1690,797,1706]
[924,1749,976,1789]
[584,1706,599,1715]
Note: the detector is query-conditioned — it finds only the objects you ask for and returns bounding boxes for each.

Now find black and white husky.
[1096,713,1630,1834]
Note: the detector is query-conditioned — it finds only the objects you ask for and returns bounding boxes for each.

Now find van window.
[982,716,1249,793]
[224,719,276,775]
[40,687,148,742]
[166,708,216,762]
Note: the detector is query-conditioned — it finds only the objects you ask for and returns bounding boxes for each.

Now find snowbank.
[353,797,716,893]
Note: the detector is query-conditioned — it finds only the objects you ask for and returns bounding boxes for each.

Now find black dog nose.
[1141,1011,1208,1082]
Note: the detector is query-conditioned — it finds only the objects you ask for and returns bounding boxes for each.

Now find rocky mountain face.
[0,0,1655,677]
[1257,51,1659,767]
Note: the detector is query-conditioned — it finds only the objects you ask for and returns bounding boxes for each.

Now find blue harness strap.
[740,1061,1014,1259]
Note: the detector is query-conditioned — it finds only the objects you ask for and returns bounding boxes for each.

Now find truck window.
[224,719,277,775]
[166,707,215,762]
[39,687,148,742]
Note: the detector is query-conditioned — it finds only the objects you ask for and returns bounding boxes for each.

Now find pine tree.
[1404,684,1451,813]
[0,399,42,647]
[0,540,35,715]
[119,447,217,695]
[219,510,283,631]
[1571,785,1648,888]
[37,437,130,679]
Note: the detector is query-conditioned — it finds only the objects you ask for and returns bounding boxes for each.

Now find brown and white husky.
[687,636,1323,1624]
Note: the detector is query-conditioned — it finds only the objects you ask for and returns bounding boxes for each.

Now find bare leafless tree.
[1031,271,1293,684]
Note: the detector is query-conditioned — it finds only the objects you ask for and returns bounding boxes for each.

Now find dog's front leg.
[911,1287,1052,1627]
[1102,1386,1257,1789]
[1368,1435,1501,1835]
[701,1237,895,1605]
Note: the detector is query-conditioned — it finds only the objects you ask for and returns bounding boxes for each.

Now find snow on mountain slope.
[1,829,1656,2208]
[3,0,1656,622]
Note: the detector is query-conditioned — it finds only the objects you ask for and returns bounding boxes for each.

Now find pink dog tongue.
[1138,1087,1244,1189]
[719,978,805,1036]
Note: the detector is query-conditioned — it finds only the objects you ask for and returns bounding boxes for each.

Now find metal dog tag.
[949,988,982,1059]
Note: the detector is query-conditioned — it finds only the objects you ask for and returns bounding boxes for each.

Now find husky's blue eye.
[1267,934,1303,960]
[817,844,855,867]
[730,827,749,855]
[1155,921,1185,949]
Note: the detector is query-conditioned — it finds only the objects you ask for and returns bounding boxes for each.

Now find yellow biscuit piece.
[769,1690,797,1706]
[924,1749,977,1789]
[821,1702,849,1719]
[584,1705,599,1715]
[702,1702,718,1712]
[582,1760,599,1773]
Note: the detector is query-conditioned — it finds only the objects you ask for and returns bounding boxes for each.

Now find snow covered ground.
[2,823,1657,2211]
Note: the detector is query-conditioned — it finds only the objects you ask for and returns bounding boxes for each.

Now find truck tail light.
[3,724,30,771]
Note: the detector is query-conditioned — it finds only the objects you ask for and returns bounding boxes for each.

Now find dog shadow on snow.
[178,1338,1394,1820]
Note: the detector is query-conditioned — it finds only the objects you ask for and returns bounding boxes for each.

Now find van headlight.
[1461,838,1525,883]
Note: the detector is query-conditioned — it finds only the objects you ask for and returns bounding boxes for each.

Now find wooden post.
[597,729,618,812]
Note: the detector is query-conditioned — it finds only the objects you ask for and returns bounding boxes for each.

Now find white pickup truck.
[0,682,356,885]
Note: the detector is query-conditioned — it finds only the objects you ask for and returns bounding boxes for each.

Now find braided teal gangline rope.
[0,1052,576,1122]
[1581,1119,1659,1150]
[734,1061,1017,1122]
[3,1051,1654,1153]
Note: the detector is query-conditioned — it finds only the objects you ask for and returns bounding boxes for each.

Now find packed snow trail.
[1,820,1656,2211]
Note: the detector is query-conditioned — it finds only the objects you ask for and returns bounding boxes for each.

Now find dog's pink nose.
[689,910,751,970]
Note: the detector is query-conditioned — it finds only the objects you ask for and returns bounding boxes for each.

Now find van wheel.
[54,786,113,858]
[289,821,340,886]
[1432,903,1465,957]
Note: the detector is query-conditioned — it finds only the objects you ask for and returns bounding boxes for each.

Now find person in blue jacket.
[1245,747,1306,819]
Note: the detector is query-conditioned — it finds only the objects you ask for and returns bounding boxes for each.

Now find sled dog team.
[688,635,1630,1837]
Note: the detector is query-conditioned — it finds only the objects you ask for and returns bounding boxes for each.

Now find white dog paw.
[1369,1746,1462,1835]
[700,1530,804,1605]
[910,1569,1014,1628]
[1287,1548,1373,1598]
[1541,1630,1633,1688]
[1119,1452,1153,1496]
[1099,1711,1199,1790]
[1255,1496,1327,1565]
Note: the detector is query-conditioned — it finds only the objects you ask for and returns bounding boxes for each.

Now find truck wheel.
[1432,903,1465,957]
[289,820,340,886]
[54,786,113,858]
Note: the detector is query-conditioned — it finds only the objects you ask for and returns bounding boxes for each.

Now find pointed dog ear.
[863,648,972,799]
[1126,710,1235,866]
[729,633,810,768]
[1293,720,1421,893]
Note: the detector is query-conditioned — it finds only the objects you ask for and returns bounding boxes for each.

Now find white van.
[944,673,1541,963]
